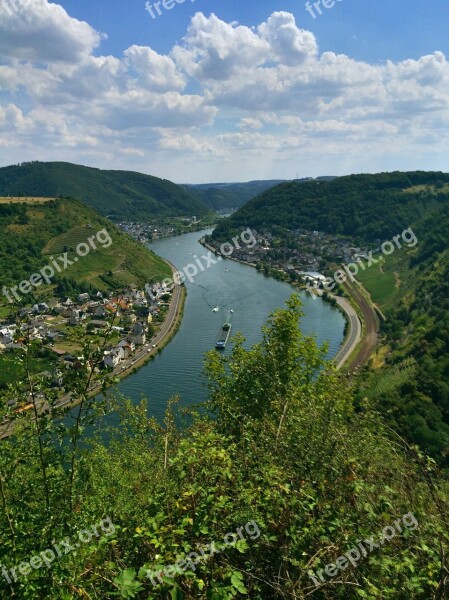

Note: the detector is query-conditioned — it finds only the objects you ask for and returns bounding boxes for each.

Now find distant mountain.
[183,177,336,212]
[0,162,211,221]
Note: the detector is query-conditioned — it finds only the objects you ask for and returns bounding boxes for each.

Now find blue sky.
[58,0,449,63]
[0,0,448,182]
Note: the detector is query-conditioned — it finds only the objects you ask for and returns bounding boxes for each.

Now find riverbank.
[0,261,187,439]
[59,260,186,402]
[200,238,362,370]
[200,238,258,268]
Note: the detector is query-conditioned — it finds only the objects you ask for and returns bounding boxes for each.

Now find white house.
[104,347,125,369]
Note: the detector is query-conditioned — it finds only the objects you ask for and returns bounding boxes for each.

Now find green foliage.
[214,170,449,466]
[0,197,171,296]
[357,202,449,464]
[0,161,211,221]
[0,296,447,598]
[213,171,449,242]
[183,181,285,211]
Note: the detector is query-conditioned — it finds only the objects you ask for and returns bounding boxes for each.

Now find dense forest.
[184,177,336,212]
[183,181,286,211]
[213,171,449,242]
[0,162,212,221]
[358,200,449,465]
[0,297,447,598]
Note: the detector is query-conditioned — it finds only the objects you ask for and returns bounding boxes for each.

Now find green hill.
[213,171,449,241]
[214,170,449,465]
[182,180,286,211]
[0,162,211,221]
[0,197,171,302]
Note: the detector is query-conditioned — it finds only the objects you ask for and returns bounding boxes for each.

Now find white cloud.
[124,46,186,92]
[0,6,449,181]
[0,0,102,63]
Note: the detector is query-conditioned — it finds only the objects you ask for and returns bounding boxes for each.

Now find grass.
[43,225,100,255]
[363,357,417,399]
[0,306,12,319]
[356,249,415,313]
[356,265,397,306]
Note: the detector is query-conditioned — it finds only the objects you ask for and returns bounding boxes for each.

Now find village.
[0,281,176,395]
[117,216,201,244]
[209,228,372,283]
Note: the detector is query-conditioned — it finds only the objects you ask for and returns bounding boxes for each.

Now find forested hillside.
[183,180,286,211]
[0,198,171,298]
[184,177,336,212]
[357,200,449,464]
[0,162,211,221]
[213,171,449,241]
[214,171,449,467]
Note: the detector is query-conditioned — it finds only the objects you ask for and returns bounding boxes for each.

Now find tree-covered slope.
[213,171,449,241]
[0,198,171,300]
[0,162,211,221]
[214,170,449,466]
[1,297,447,598]
[183,180,286,211]
[356,200,449,464]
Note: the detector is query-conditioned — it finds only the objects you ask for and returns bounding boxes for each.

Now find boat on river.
[215,322,232,349]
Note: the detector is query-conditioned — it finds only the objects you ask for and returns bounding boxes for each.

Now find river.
[111,229,345,421]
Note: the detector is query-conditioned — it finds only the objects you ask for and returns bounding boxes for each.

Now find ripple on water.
[109,229,345,421]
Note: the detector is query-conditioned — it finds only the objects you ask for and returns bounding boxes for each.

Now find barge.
[215,322,232,349]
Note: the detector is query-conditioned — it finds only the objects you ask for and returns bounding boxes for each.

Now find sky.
[0,0,448,183]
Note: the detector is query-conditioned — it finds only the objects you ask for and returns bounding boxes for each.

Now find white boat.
[230,309,234,313]
[212,306,219,312]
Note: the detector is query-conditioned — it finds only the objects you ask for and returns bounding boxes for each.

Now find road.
[333,295,362,369]
[55,270,183,412]
[0,260,184,439]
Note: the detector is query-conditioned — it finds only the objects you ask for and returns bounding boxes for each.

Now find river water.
[112,229,345,421]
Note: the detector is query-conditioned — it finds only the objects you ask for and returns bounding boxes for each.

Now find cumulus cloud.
[125,46,186,92]
[258,12,318,65]
[0,5,448,180]
[0,0,102,63]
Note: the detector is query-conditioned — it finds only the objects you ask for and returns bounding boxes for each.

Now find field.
[363,357,417,398]
[356,250,414,312]
[43,224,100,254]
[0,197,55,204]
[356,264,397,307]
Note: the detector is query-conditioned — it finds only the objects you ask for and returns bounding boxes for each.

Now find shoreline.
[59,258,186,402]
[200,238,359,369]
[0,260,187,439]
